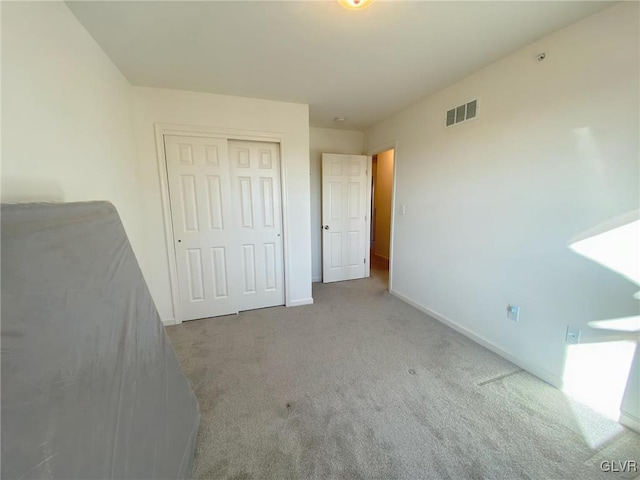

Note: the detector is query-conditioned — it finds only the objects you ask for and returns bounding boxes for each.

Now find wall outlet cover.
[566,326,581,344]
[507,304,520,322]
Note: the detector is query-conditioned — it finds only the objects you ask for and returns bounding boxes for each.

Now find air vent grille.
[446,99,478,127]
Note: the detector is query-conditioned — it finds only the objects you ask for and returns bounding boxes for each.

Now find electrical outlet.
[566,326,581,344]
[507,304,520,322]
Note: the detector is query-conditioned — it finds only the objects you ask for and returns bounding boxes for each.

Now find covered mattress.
[1,202,199,479]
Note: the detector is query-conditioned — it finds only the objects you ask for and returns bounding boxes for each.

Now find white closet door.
[165,135,239,321]
[228,140,285,311]
[322,153,368,283]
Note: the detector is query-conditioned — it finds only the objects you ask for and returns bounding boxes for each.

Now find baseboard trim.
[620,411,640,433]
[389,289,563,389]
[287,297,314,307]
[312,276,322,283]
[162,317,176,326]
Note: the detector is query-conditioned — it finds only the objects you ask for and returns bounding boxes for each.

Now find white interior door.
[165,135,285,321]
[165,135,238,320]
[322,153,370,283]
[228,140,285,311]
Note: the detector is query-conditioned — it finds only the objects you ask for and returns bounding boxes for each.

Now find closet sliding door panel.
[228,140,285,312]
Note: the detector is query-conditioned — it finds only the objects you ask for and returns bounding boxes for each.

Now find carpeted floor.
[166,265,640,480]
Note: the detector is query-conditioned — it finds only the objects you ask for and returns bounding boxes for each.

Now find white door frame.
[366,141,398,292]
[154,123,290,324]
[365,155,372,279]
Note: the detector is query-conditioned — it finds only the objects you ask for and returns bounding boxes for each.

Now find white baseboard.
[312,275,322,283]
[620,411,640,433]
[162,317,176,326]
[287,297,314,307]
[389,289,563,389]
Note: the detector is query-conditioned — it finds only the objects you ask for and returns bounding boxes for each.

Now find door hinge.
[364,258,366,264]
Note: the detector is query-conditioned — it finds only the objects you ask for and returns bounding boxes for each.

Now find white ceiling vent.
[446,99,478,127]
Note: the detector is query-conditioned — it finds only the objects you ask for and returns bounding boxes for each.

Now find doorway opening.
[370,148,394,287]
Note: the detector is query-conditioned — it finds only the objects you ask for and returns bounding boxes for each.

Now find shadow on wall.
[563,209,640,440]
[1,178,65,203]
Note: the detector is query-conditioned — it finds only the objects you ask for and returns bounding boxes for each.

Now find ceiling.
[67,1,612,130]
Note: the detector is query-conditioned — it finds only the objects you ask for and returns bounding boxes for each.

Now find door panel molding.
[155,123,290,323]
[165,135,238,320]
[321,153,371,283]
[228,140,284,311]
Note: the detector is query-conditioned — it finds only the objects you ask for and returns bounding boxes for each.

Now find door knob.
[323,225,329,230]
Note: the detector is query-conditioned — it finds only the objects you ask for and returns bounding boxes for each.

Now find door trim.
[365,155,373,279]
[366,141,398,292]
[154,123,290,324]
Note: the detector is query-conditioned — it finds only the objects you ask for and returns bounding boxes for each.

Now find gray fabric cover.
[1,202,199,479]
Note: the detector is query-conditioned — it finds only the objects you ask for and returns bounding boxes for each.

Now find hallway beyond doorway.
[370,247,389,288]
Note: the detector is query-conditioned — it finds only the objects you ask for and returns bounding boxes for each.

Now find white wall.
[132,88,312,321]
[1,2,314,325]
[1,1,143,251]
[365,2,639,419]
[373,149,394,259]
[309,127,364,281]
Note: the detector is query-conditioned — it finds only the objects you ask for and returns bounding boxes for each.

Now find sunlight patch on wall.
[562,341,636,448]
[589,316,640,333]
[569,214,639,287]
[563,341,636,420]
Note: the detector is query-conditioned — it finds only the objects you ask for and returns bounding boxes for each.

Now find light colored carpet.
[167,267,640,480]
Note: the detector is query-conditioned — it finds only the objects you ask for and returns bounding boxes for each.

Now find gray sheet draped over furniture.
[1,202,200,479]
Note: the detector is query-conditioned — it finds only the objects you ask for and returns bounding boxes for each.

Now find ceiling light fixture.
[334,116,347,122]
[337,0,374,10]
